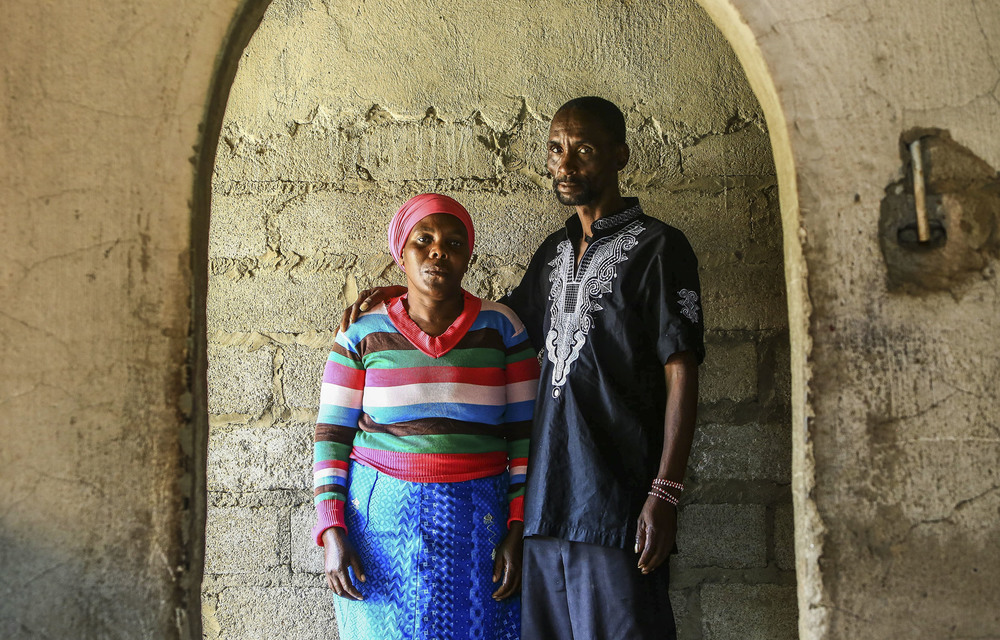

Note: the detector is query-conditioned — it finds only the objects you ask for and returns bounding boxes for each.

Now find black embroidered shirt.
[502,198,704,549]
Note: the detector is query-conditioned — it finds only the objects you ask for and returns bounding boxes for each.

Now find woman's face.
[401,213,471,300]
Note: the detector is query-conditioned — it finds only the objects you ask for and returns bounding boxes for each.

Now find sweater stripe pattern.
[313,296,539,545]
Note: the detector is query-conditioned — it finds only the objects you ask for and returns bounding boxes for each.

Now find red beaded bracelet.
[647,488,680,506]
[652,478,684,491]
[648,485,678,497]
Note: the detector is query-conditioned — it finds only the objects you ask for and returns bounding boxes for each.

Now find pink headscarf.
[387,193,475,269]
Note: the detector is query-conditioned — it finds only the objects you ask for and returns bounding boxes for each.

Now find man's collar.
[565,197,643,242]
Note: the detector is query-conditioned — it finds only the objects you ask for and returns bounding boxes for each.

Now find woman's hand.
[339,286,408,333]
[322,526,366,600]
[492,521,524,600]
[635,495,677,574]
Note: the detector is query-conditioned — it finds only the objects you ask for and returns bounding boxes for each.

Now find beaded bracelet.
[649,486,679,500]
[647,487,680,506]
[648,478,683,506]
[648,487,678,502]
[652,478,684,491]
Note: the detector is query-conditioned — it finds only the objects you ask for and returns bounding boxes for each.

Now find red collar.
[386,290,482,359]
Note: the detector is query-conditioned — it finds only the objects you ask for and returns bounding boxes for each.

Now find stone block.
[211,132,331,185]
[207,343,275,417]
[272,190,398,257]
[292,503,325,575]
[209,489,310,509]
[701,584,797,640]
[681,127,775,178]
[700,339,757,404]
[214,120,353,185]
[506,116,552,177]
[207,267,349,333]
[207,422,312,492]
[217,114,505,186]
[689,423,791,482]
[623,121,683,188]
[282,345,331,410]
[204,586,338,640]
[700,262,787,332]
[675,504,767,569]
[669,589,697,639]
[209,192,270,259]
[204,506,287,575]
[758,334,792,413]
[774,503,795,571]
[275,188,563,262]
[464,254,533,302]
[640,189,737,253]
[461,191,566,260]
[640,187,783,308]
[356,119,497,182]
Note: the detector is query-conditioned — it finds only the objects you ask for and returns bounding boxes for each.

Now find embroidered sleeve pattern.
[312,330,365,546]
[650,232,705,365]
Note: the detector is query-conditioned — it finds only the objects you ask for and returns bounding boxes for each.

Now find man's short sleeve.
[647,231,705,365]
[498,239,554,351]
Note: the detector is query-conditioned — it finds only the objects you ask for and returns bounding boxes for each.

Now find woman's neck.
[403,288,465,337]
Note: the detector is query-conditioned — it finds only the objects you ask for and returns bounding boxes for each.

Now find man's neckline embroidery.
[544,219,646,395]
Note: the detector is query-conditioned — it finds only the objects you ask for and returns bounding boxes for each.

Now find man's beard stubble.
[552,177,597,206]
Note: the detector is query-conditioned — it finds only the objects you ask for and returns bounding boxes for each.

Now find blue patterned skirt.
[333,461,520,640]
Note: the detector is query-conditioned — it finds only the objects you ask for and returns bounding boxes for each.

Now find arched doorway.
[194,0,808,637]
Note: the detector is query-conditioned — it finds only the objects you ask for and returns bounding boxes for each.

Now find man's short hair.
[556,96,627,145]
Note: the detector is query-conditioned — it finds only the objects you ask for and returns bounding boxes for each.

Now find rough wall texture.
[203,1,793,639]
[710,0,1000,638]
[0,1,245,638]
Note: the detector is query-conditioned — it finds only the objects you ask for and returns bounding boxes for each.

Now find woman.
[312,193,538,640]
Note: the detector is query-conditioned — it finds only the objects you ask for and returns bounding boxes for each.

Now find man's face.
[547,109,626,206]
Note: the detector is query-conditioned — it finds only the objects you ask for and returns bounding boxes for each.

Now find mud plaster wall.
[0,1,247,638]
[203,1,794,639]
[712,1,1000,638]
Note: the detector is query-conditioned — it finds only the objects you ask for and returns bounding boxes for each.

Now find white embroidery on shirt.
[544,220,645,397]
[677,289,700,323]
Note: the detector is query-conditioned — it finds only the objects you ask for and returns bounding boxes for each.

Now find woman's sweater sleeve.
[501,316,540,526]
[312,330,365,546]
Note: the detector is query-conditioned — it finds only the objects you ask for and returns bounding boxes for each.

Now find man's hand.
[635,496,677,574]
[491,521,524,600]
[322,526,366,600]
[339,286,407,333]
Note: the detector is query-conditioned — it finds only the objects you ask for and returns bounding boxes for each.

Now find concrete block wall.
[204,0,793,638]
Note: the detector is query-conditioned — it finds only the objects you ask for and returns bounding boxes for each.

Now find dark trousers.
[521,535,677,640]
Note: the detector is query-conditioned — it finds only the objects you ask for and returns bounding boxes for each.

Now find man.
[344,96,703,639]
[500,96,702,640]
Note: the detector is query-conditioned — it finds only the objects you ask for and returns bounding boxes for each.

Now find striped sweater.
[313,292,539,545]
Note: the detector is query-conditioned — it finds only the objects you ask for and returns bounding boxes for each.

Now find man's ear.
[616,143,631,171]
